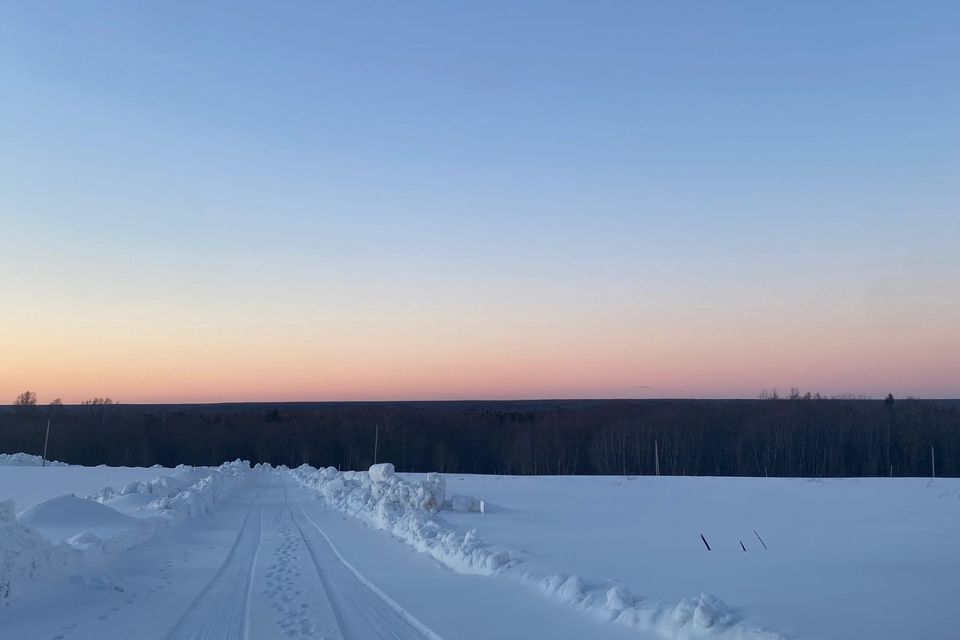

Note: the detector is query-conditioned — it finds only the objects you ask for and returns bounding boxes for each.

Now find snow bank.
[538,574,784,640]
[288,464,511,575]
[0,511,78,604]
[86,464,210,504]
[0,453,65,467]
[1,459,251,604]
[145,460,249,517]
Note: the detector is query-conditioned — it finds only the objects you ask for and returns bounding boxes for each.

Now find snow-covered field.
[1,454,956,640]
[434,473,960,640]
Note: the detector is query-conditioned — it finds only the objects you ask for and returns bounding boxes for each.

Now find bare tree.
[14,391,37,406]
[81,398,116,405]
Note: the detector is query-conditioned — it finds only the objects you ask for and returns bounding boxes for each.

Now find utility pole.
[42,419,51,467]
[373,424,379,465]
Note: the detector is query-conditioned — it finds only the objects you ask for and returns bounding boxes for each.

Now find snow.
[0,453,66,466]
[0,460,249,606]
[425,473,960,640]
[448,494,481,512]
[0,464,177,510]
[1,457,957,639]
[0,513,78,603]
[289,465,511,576]
[0,500,14,523]
[18,494,140,543]
[290,467,781,639]
[368,462,396,482]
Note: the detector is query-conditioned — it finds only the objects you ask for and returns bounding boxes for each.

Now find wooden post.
[42,419,51,467]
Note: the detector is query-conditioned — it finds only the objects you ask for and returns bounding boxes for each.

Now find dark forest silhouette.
[1,399,957,477]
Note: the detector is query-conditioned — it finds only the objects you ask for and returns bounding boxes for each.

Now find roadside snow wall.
[288,464,511,575]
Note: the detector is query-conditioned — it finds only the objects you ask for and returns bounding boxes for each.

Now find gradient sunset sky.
[1,2,958,403]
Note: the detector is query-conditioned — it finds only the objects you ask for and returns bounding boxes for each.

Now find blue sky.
[1,2,958,401]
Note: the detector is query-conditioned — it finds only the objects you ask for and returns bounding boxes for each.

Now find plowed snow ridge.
[288,464,787,640]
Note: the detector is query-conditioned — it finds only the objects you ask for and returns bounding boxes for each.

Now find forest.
[1,398,957,477]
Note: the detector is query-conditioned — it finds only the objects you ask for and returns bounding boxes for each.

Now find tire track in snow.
[283,484,446,640]
[244,501,264,640]
[161,495,264,640]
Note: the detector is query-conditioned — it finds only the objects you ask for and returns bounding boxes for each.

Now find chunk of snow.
[65,531,105,553]
[449,494,481,512]
[368,463,395,482]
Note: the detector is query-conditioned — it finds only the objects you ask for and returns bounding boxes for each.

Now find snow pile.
[146,460,249,517]
[18,495,142,543]
[448,494,481,512]
[0,499,79,604]
[0,453,66,467]
[538,575,784,640]
[87,464,210,504]
[289,464,511,575]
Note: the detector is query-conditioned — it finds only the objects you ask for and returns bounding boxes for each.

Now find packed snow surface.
[1,458,957,640]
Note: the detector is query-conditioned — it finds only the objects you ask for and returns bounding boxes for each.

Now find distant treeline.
[1,399,958,477]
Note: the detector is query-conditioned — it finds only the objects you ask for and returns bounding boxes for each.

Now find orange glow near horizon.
[4,297,958,402]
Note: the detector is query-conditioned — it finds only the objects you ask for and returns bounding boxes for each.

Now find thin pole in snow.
[700,533,711,551]
[654,440,660,477]
[754,530,768,550]
[42,419,51,467]
[373,424,379,465]
[931,445,936,478]
[739,540,747,552]
[480,475,486,518]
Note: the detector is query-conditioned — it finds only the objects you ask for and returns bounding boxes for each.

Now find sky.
[1,1,958,403]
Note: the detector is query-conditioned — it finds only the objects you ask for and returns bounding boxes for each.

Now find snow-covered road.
[157,476,442,640]
[2,470,641,640]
